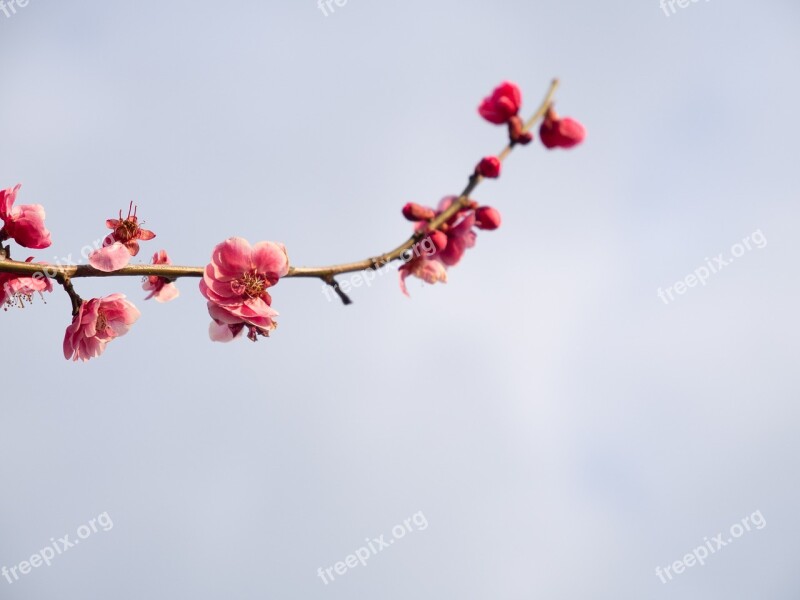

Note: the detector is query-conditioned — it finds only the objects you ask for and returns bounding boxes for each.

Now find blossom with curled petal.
[89,202,156,272]
[199,237,289,342]
[63,294,141,362]
[0,184,52,249]
[1,257,53,309]
[143,250,180,303]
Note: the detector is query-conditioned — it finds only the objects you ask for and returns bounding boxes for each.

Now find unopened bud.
[475,156,501,179]
[402,202,435,222]
[475,206,501,230]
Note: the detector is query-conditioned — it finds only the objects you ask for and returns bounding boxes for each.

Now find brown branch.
[55,273,83,316]
[0,79,560,291]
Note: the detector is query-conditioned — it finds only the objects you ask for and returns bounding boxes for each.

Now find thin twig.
[55,273,83,316]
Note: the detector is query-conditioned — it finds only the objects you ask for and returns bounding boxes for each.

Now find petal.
[89,243,132,272]
[209,321,243,342]
[213,237,254,276]
[154,283,179,303]
[252,241,290,279]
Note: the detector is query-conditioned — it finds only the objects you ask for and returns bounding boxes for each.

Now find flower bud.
[478,81,522,125]
[475,156,501,179]
[475,206,501,230]
[540,108,586,149]
[508,115,533,145]
[402,202,435,222]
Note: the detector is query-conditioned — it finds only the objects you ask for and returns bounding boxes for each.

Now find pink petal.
[252,241,290,279]
[213,237,254,276]
[154,283,179,303]
[89,243,132,272]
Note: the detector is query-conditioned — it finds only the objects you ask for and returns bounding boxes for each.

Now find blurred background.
[1,1,798,598]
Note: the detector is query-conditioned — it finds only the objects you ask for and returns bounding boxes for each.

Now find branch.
[0,79,560,286]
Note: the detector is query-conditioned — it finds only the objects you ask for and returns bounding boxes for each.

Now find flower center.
[95,310,108,331]
[232,271,267,299]
[114,219,139,243]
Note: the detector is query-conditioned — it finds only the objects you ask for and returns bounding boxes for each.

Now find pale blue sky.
[1,1,798,598]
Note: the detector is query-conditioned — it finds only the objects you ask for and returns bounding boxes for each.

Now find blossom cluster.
[399,80,584,293]
[0,80,585,361]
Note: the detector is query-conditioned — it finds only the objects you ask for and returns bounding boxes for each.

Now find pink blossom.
[540,108,586,149]
[399,256,448,297]
[89,203,156,272]
[478,81,522,125]
[0,257,53,309]
[436,204,477,267]
[199,237,289,342]
[143,250,179,303]
[398,196,499,295]
[0,184,52,249]
[63,293,141,362]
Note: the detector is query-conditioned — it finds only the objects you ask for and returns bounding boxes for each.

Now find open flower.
[63,293,141,361]
[89,202,156,272]
[143,250,179,303]
[1,258,53,309]
[0,184,52,249]
[399,256,448,296]
[199,237,289,342]
[398,196,499,296]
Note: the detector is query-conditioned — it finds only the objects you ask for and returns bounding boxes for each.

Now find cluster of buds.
[400,80,584,294]
[478,80,586,149]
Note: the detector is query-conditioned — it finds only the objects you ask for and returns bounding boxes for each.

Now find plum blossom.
[143,250,180,303]
[89,202,156,272]
[399,255,448,296]
[199,237,289,342]
[478,81,522,125]
[0,184,52,249]
[398,196,500,296]
[63,293,141,362]
[0,258,53,309]
[478,82,533,145]
[539,107,586,149]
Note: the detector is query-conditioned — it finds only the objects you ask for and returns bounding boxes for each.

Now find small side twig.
[322,275,353,306]
[55,273,83,316]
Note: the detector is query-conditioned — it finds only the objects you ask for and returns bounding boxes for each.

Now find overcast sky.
[1,1,798,598]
